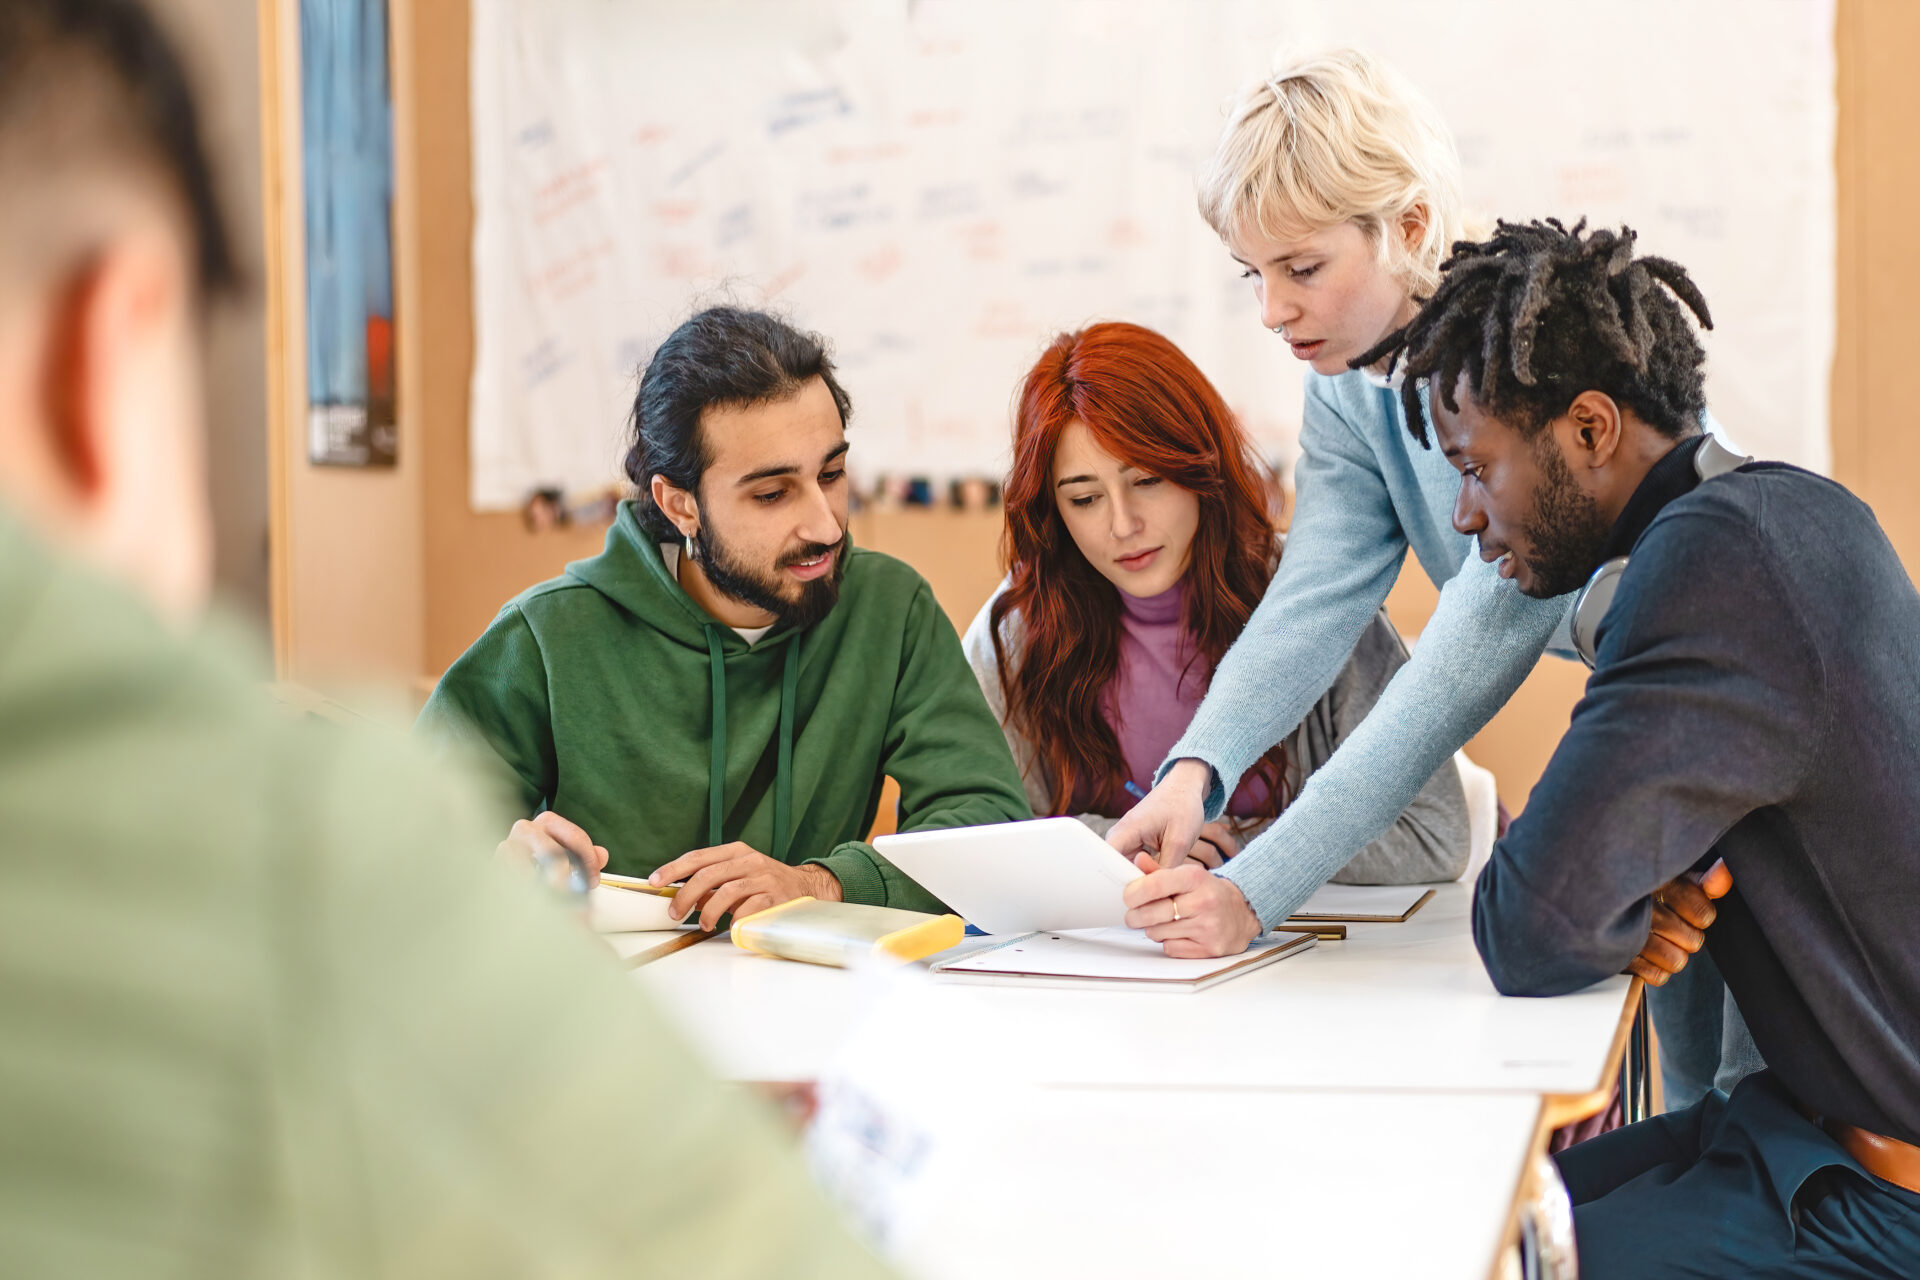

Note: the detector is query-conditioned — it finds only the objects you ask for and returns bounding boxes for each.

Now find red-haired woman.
[962,322,1466,878]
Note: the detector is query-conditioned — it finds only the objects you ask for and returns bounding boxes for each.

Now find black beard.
[690,519,848,632]
[1518,438,1614,599]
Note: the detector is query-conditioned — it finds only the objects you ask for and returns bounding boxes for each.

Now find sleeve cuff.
[806,844,886,906]
[1153,756,1230,822]
[1218,858,1287,928]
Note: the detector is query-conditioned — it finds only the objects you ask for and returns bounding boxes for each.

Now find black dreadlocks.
[1355,219,1713,448]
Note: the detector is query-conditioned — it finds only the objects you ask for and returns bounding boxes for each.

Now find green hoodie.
[418,502,1030,909]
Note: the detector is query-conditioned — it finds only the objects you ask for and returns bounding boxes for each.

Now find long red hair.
[991,322,1290,819]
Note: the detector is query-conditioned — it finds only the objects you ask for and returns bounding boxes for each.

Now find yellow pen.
[598,872,680,898]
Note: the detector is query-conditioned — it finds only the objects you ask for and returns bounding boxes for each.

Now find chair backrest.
[1454,750,1499,885]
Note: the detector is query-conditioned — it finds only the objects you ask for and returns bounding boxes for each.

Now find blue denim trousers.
[1647,943,1768,1110]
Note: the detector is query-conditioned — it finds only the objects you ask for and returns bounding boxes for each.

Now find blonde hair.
[1198,47,1465,297]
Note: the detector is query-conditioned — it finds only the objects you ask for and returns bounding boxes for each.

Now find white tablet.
[873,817,1141,934]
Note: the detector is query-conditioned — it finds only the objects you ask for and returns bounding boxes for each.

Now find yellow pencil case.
[730,897,964,968]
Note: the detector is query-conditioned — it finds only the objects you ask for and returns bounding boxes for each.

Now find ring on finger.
[1172,897,1181,923]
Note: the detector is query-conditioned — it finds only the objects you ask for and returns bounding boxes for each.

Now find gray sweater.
[962,584,1470,885]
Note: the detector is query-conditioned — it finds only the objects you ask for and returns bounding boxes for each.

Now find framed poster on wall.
[300,0,397,466]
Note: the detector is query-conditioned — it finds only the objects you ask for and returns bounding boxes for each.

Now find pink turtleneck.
[1069,579,1274,818]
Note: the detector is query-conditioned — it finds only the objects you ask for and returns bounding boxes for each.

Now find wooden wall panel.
[262,0,425,695]
[1831,0,1920,574]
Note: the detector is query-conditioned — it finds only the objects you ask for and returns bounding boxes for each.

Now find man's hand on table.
[1626,859,1732,986]
[1122,851,1263,958]
[497,811,609,890]
[1106,757,1211,868]
[651,842,843,932]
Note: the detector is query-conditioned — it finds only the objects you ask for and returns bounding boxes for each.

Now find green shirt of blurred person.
[0,3,892,1276]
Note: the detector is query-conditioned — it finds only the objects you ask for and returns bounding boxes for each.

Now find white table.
[858,1086,1542,1280]
[622,882,1633,1101]
[608,882,1635,1280]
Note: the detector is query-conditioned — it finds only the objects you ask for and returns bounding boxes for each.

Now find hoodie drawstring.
[704,626,727,848]
[774,634,799,861]
[703,625,800,861]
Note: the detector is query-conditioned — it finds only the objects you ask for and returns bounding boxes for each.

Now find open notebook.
[931,928,1313,993]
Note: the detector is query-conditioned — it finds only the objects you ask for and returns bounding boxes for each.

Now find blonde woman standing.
[1109,48,1754,1110]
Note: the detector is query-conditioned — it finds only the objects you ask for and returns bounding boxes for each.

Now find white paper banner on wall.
[469,0,1834,511]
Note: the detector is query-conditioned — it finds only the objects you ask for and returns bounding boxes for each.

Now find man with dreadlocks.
[1371,219,1920,1276]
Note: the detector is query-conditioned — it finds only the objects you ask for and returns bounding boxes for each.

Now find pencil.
[598,872,680,898]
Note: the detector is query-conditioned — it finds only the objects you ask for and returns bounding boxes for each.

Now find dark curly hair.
[1356,219,1712,446]
[624,306,852,541]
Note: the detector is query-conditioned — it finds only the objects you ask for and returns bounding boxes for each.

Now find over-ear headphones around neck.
[1569,435,1753,669]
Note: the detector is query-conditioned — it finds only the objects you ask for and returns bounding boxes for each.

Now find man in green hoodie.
[419,307,1032,930]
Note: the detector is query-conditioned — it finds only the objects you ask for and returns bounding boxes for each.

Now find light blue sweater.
[1169,369,1571,925]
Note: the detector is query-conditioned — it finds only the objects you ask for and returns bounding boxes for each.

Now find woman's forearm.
[1220,553,1568,925]
[1161,397,1416,813]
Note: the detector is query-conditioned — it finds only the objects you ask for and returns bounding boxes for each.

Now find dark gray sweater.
[1474,436,1920,1146]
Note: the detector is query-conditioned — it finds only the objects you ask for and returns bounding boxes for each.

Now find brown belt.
[1823,1120,1920,1195]
[1796,1099,1920,1194]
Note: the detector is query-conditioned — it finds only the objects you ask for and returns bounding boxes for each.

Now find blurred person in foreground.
[0,2,892,1275]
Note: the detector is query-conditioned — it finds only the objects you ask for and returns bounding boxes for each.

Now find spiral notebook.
[930,928,1313,992]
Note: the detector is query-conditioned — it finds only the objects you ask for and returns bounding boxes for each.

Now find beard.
[690,517,849,631]
[1518,438,1615,599]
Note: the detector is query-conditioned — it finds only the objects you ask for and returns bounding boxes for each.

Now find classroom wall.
[275,0,1919,806]
[261,0,426,699]
[1831,0,1920,571]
